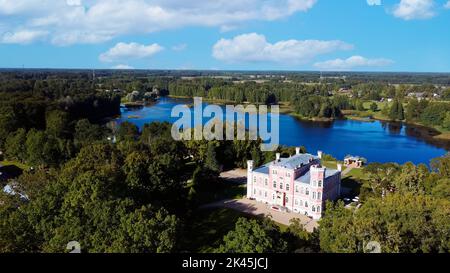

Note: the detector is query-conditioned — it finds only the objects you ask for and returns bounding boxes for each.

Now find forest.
[0,70,449,253]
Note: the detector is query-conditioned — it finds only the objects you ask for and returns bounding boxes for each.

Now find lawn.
[181,207,288,253]
[181,208,250,253]
[0,160,29,170]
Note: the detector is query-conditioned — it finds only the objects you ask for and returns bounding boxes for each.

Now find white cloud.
[212,33,353,64]
[367,0,381,6]
[393,0,436,20]
[99,42,164,63]
[314,55,394,70]
[0,0,317,45]
[112,64,134,69]
[444,1,450,8]
[172,43,187,51]
[0,30,48,44]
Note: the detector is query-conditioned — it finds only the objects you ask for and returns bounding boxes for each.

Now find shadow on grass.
[180,208,251,253]
[0,164,23,182]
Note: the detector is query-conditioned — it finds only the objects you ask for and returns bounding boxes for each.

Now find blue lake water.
[117,97,448,165]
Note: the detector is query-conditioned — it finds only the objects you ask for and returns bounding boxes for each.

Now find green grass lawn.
[181,207,288,252]
[0,160,29,170]
[181,208,250,253]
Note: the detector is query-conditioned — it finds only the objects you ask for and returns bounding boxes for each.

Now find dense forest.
[0,70,449,253]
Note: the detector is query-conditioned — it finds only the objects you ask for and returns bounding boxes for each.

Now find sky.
[0,0,450,72]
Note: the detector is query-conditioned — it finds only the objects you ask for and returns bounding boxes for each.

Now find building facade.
[246,148,341,220]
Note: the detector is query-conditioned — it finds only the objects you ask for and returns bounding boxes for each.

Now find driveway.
[201,198,318,232]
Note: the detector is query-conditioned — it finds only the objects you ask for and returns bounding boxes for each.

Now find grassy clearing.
[0,160,29,170]
[181,208,252,253]
[181,207,288,252]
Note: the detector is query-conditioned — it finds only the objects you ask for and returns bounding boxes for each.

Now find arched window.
[317,206,321,212]
[285,196,289,204]
[312,206,316,212]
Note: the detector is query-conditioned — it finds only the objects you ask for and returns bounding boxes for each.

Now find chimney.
[318,150,323,159]
[276,153,281,161]
[295,147,300,155]
[337,163,342,172]
[247,160,254,172]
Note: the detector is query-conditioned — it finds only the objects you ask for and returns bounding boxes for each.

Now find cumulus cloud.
[393,0,436,20]
[0,30,48,44]
[314,55,394,70]
[112,64,135,69]
[0,0,317,45]
[99,42,164,63]
[367,0,382,6]
[212,33,353,64]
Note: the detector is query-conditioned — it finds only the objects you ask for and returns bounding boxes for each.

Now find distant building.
[247,149,341,220]
[344,155,365,168]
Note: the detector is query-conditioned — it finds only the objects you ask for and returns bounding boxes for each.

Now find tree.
[5,128,27,161]
[117,121,139,142]
[204,142,220,172]
[389,99,404,120]
[370,102,378,112]
[217,217,288,253]
[45,110,70,138]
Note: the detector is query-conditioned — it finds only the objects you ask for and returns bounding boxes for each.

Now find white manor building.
[246,148,342,220]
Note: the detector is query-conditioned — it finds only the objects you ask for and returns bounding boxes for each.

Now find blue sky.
[0,0,450,72]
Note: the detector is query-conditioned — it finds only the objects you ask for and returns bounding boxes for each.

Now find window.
[264,179,268,186]
[318,180,322,187]
[259,190,262,196]
[253,177,256,183]
[306,188,309,195]
[253,189,256,195]
[264,191,267,198]
[285,196,289,204]
[313,192,316,199]
[301,187,304,194]
[286,183,290,191]
[273,181,277,188]
[317,206,321,213]
[295,199,298,205]
[312,181,316,187]
[300,200,303,207]
[312,206,316,212]
[295,186,299,193]
[287,173,291,178]
[272,194,275,200]
[318,192,322,200]
[280,183,283,190]
[305,201,308,208]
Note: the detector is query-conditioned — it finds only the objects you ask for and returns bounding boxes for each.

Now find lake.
[116,97,448,165]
